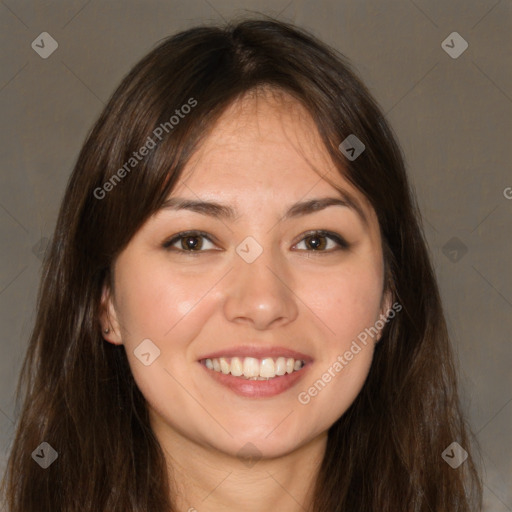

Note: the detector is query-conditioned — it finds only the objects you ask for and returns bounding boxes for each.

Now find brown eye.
[303,234,328,250]
[294,230,349,252]
[181,235,203,251]
[163,231,216,252]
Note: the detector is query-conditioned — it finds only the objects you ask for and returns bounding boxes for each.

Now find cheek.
[114,264,170,338]
[305,259,384,345]
[294,254,383,420]
[113,261,221,423]
[114,258,220,346]
[297,344,374,439]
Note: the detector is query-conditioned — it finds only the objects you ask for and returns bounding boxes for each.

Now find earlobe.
[99,284,123,345]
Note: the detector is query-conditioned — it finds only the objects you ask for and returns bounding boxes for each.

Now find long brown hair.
[1,17,482,511]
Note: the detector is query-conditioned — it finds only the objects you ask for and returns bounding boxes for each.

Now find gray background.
[0,0,510,509]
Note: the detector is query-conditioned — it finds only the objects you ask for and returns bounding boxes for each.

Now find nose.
[223,245,299,330]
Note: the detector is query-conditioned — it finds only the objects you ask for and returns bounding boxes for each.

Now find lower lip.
[199,362,311,398]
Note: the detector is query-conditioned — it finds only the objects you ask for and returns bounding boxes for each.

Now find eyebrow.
[159,194,368,225]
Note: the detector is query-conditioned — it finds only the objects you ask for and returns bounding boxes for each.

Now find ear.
[375,290,393,343]
[380,289,392,316]
[99,282,123,345]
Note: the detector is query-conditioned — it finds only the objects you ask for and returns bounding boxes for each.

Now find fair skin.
[101,89,390,512]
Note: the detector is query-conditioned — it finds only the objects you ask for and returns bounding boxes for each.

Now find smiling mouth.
[200,356,306,380]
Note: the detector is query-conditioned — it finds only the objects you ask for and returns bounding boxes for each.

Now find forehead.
[187,91,327,177]
[174,88,374,218]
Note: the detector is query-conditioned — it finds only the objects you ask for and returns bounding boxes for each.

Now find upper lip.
[198,345,313,363]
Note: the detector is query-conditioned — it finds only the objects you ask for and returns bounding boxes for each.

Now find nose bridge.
[222,237,298,329]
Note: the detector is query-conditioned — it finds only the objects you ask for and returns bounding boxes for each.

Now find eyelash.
[162,230,350,255]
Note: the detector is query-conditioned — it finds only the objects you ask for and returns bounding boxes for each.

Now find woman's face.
[102,90,390,460]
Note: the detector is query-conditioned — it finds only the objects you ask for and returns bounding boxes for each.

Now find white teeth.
[275,357,287,376]
[243,357,260,378]
[219,357,230,374]
[259,358,275,378]
[203,356,306,379]
[230,357,243,376]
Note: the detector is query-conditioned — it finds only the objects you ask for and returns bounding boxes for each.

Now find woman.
[1,18,482,511]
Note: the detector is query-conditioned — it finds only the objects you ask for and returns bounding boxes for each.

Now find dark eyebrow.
[282,196,367,225]
[160,197,238,220]
[159,194,368,225]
